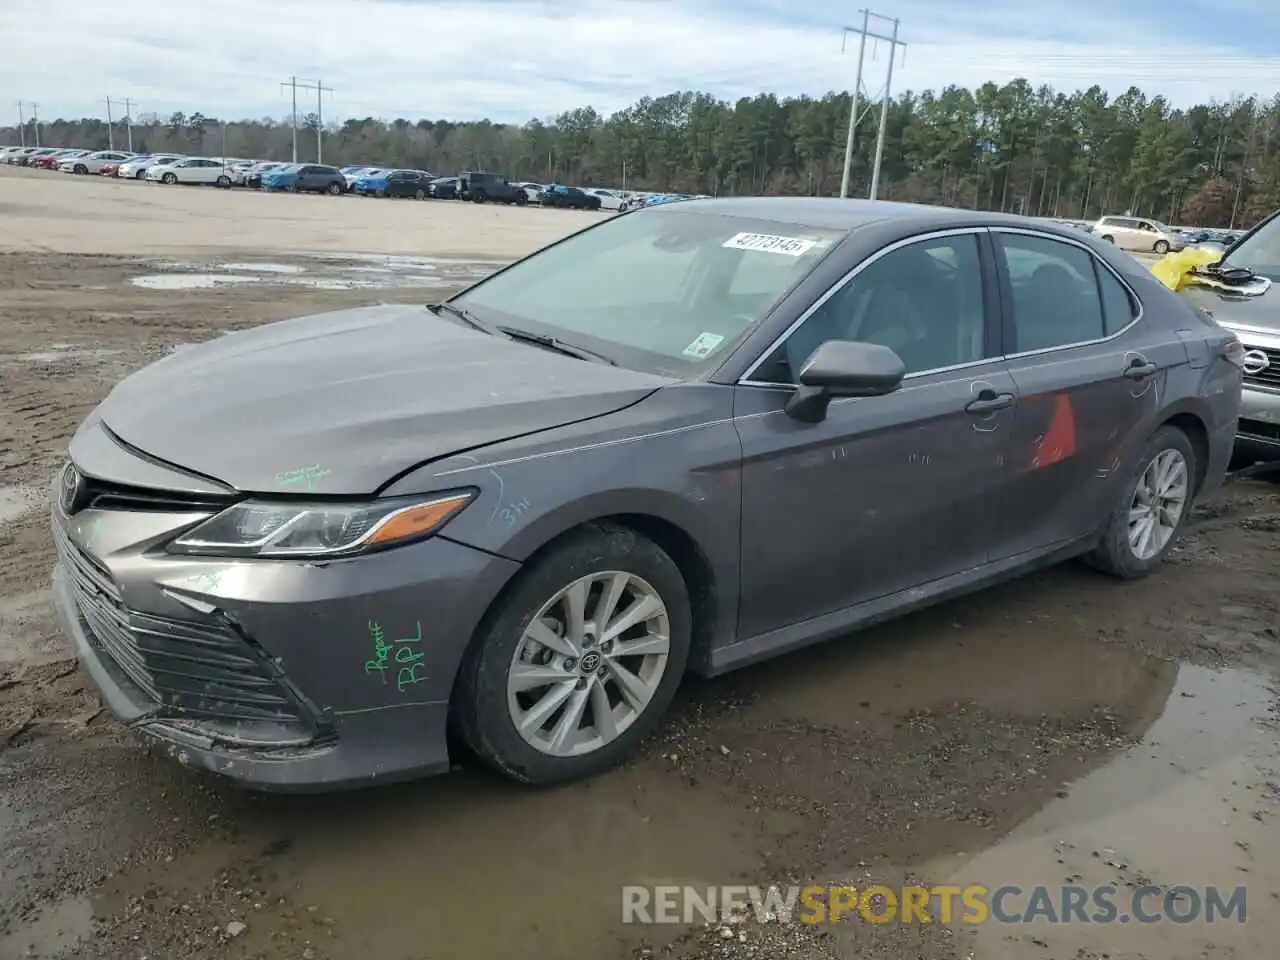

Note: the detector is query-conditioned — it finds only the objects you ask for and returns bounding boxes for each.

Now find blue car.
[353,170,390,196]
[259,163,347,194]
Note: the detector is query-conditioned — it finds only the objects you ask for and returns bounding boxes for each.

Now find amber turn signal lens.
[365,494,474,546]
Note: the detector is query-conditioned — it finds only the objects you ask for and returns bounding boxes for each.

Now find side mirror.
[784,340,905,423]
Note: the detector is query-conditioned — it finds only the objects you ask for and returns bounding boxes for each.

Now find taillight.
[1223,338,1247,369]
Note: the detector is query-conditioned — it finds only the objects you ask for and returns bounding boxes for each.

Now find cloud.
[2,0,1277,125]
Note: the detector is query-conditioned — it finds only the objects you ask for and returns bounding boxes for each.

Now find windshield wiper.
[430,301,500,337]
[496,326,617,365]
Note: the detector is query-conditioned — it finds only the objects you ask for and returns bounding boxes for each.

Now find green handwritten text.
[274,464,332,492]
[364,620,426,692]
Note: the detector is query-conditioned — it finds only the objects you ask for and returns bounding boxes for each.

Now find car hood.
[95,304,671,495]
[1181,284,1280,334]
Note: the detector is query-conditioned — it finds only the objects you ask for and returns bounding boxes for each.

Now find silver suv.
[1093,216,1186,255]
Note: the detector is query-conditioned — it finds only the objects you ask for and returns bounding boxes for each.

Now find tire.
[515,193,527,206]
[473,192,486,204]
[415,188,425,200]
[1100,234,1115,243]
[162,172,177,185]
[453,522,691,785]
[287,184,298,193]
[135,170,147,180]
[328,182,342,195]
[216,175,230,188]
[74,164,87,175]
[1153,240,1169,255]
[1085,425,1197,579]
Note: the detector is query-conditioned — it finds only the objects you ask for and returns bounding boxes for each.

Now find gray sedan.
[51,198,1244,792]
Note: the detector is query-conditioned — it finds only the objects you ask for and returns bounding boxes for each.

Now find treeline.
[6,80,1279,228]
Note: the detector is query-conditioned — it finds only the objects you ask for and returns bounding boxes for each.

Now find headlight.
[167,491,475,558]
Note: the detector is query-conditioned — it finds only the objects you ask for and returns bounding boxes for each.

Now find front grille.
[54,522,306,727]
[78,474,233,513]
[1241,344,1280,389]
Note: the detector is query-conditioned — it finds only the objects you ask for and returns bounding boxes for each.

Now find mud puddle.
[130,255,506,292]
[931,663,1279,960]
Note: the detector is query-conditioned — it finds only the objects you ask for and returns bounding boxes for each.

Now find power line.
[281,76,333,163]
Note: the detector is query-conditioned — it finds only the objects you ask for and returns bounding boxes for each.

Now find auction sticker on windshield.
[683,332,726,359]
[722,232,817,257]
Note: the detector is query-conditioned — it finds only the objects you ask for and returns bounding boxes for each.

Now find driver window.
[755,233,987,383]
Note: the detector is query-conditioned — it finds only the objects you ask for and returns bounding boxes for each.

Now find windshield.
[1223,211,1280,280]
[453,209,842,375]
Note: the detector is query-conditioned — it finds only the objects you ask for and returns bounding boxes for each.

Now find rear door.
[987,227,1178,558]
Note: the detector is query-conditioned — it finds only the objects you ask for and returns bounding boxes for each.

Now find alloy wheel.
[1128,448,1189,560]
[507,570,671,757]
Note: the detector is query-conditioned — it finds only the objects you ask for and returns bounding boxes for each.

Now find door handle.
[965,390,1015,414]
[1124,358,1158,379]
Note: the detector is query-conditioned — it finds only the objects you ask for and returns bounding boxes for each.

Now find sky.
[2,0,1279,126]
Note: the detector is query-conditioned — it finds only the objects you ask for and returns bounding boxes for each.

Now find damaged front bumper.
[50,467,520,792]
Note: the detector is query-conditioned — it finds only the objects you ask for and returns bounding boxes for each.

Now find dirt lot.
[1,166,1278,960]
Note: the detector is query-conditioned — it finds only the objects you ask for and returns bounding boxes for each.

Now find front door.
[733,229,1015,640]
[987,228,1175,557]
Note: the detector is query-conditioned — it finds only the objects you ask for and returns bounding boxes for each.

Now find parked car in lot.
[385,170,436,199]
[1177,209,1280,466]
[4,146,43,165]
[427,176,458,199]
[512,182,545,203]
[145,157,232,187]
[33,149,85,169]
[1092,215,1186,255]
[118,154,182,179]
[59,150,134,175]
[353,169,392,196]
[458,171,527,204]
[343,166,384,193]
[48,197,1243,793]
[243,161,285,189]
[261,163,347,194]
[585,188,625,211]
[539,185,602,210]
[23,147,66,167]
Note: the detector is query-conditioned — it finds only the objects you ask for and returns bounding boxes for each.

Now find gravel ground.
[1,168,1277,960]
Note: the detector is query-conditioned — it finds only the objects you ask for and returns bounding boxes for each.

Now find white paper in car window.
[682,332,725,359]
[722,232,817,257]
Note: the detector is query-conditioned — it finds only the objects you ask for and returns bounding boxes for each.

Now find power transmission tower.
[838,11,906,201]
[293,78,333,162]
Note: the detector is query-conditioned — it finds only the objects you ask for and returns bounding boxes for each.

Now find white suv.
[1092,215,1186,255]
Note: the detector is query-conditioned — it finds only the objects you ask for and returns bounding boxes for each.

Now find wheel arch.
[1155,403,1211,495]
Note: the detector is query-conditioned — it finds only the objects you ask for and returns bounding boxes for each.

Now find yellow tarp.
[1149,247,1224,291]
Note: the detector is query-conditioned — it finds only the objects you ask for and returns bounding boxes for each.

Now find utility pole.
[839,12,904,200]
[291,78,332,162]
[105,97,115,149]
[839,12,870,199]
[31,103,40,147]
[116,98,136,152]
[1230,99,1259,231]
[867,16,905,200]
[282,76,300,162]
[15,102,26,147]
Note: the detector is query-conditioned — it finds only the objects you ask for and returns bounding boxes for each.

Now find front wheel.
[135,170,147,180]
[216,175,230,188]
[453,523,691,785]
[74,164,88,175]
[1085,425,1196,578]
[415,188,425,200]
[161,172,177,184]
[1100,234,1115,243]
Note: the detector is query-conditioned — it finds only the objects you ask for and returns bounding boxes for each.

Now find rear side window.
[1097,266,1138,335]
[997,234,1107,351]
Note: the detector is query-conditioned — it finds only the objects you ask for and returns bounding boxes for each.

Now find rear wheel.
[454,523,690,785]
[415,188,425,200]
[161,172,177,185]
[473,192,486,203]
[74,164,88,175]
[328,182,342,195]
[1100,234,1115,243]
[1153,239,1170,254]
[135,170,147,180]
[1085,425,1196,578]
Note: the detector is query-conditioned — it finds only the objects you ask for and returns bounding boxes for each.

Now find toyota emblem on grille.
[60,463,88,515]
[1241,350,1271,375]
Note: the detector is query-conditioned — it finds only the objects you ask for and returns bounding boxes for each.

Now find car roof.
[649,196,1090,239]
